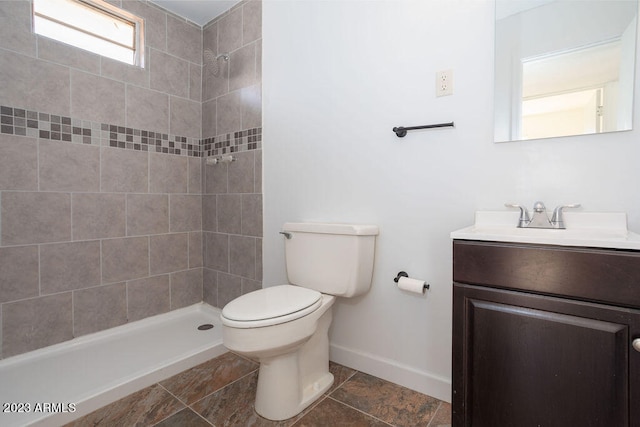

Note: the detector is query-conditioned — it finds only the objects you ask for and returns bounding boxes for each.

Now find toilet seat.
[221,285,322,328]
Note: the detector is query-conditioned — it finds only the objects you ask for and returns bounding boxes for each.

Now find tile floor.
[66,352,451,426]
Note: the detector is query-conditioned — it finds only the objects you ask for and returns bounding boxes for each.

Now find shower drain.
[197,324,214,330]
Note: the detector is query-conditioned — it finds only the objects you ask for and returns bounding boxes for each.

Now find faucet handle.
[551,204,581,229]
[505,203,531,228]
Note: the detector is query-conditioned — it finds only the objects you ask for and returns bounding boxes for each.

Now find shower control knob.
[633,338,640,353]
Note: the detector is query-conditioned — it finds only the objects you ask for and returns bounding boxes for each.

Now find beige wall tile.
[0,135,38,191]
[217,272,241,308]
[102,236,149,283]
[101,147,148,193]
[2,293,73,357]
[204,232,228,272]
[170,194,202,232]
[242,0,262,45]
[216,91,241,135]
[202,268,217,307]
[149,153,187,193]
[38,37,101,74]
[218,8,243,54]
[150,49,189,99]
[228,150,254,193]
[167,15,202,65]
[40,240,101,294]
[0,1,36,56]
[229,235,256,280]
[241,84,262,130]
[126,84,169,134]
[121,0,167,51]
[217,194,241,234]
[189,231,203,268]
[229,44,258,92]
[189,63,202,102]
[188,157,201,194]
[71,70,126,125]
[241,194,262,237]
[171,268,203,309]
[39,140,100,192]
[202,195,217,231]
[170,96,202,139]
[0,245,39,303]
[202,99,217,138]
[127,194,169,236]
[1,192,71,245]
[0,49,70,116]
[101,53,150,88]
[150,233,188,275]
[73,282,127,336]
[72,193,126,240]
[127,274,170,321]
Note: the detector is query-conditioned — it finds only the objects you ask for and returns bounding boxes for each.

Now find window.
[33,0,145,67]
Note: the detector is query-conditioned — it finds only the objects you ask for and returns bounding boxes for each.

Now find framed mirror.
[494,0,638,142]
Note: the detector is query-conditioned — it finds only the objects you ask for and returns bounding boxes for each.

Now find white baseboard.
[329,343,451,403]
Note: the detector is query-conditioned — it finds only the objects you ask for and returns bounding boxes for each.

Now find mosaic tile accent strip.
[0,105,261,158]
[202,128,262,157]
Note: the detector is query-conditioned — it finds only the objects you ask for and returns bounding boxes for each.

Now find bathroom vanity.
[451,212,640,426]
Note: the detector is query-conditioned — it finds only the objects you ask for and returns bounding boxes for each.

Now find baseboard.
[329,343,451,403]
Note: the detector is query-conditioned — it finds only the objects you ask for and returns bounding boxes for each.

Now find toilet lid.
[221,285,322,328]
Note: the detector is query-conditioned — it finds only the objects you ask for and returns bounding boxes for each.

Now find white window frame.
[33,0,145,68]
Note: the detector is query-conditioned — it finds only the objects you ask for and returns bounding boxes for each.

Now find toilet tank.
[282,222,379,297]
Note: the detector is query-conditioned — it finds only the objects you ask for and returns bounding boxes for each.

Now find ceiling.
[149,0,241,26]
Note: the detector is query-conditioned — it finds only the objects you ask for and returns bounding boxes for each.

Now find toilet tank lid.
[282,222,379,236]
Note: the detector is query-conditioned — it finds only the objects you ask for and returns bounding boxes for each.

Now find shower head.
[204,49,229,77]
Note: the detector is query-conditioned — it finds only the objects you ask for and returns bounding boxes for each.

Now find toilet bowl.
[221,222,379,421]
[221,285,335,420]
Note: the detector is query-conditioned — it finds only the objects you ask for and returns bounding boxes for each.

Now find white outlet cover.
[436,69,453,97]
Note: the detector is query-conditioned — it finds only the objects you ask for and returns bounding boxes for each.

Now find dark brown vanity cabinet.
[452,240,640,427]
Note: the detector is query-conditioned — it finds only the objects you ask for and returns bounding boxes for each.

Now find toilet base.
[255,354,334,421]
[253,303,334,421]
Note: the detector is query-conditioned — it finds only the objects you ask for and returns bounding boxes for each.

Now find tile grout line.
[426,400,443,427]
[325,395,396,426]
[183,361,260,413]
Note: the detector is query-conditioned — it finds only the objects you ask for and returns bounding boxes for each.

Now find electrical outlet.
[436,69,453,97]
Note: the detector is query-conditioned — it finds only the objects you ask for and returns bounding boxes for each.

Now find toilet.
[220,222,379,421]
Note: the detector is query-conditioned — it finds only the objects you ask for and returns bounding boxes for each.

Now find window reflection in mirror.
[494,0,637,143]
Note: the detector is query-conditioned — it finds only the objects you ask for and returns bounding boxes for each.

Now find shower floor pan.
[0,303,225,427]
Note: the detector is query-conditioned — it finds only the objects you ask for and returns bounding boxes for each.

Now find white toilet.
[220,222,379,421]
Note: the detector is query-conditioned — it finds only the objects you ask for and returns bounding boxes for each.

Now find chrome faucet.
[505,202,580,229]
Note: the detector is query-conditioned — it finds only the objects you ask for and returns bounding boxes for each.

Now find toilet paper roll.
[397,276,427,294]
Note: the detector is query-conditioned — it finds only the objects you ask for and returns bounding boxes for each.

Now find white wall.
[262,0,640,402]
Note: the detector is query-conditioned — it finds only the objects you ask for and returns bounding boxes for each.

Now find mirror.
[494,0,638,142]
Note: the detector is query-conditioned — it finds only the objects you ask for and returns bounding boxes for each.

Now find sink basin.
[451,211,640,250]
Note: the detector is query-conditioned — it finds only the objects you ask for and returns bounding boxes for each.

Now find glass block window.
[33,0,145,67]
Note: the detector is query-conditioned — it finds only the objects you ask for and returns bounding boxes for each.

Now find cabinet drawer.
[453,240,640,309]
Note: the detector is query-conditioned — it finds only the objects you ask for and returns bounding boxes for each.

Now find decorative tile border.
[202,128,262,157]
[0,105,262,158]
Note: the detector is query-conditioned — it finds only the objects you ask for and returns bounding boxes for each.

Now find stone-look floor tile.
[429,402,452,427]
[66,384,184,427]
[326,361,358,395]
[153,408,212,427]
[330,372,441,427]
[294,397,391,427]
[191,371,290,427]
[160,352,257,405]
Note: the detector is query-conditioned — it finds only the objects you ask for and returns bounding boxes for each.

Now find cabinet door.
[453,283,640,427]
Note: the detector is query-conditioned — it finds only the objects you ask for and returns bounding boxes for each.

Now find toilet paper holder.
[394,271,430,290]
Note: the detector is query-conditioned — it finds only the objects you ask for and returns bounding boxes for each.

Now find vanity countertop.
[451,211,640,250]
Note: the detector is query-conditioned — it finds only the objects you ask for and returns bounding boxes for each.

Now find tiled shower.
[0,0,262,360]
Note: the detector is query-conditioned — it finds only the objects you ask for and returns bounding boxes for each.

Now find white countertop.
[450,211,640,250]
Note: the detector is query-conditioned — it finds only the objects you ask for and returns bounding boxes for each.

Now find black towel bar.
[392,121,454,137]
